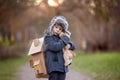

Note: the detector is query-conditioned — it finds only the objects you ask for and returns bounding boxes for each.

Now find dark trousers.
[49,71,66,80]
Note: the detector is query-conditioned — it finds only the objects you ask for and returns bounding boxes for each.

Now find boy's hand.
[59,32,65,38]
[64,44,71,50]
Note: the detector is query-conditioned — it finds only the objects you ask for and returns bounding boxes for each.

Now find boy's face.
[53,24,63,35]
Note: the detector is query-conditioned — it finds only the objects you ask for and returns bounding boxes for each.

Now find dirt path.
[16,63,93,80]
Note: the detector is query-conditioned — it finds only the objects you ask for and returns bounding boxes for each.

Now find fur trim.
[45,16,69,36]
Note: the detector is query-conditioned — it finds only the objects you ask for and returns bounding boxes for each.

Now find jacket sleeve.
[68,42,76,50]
[44,35,70,52]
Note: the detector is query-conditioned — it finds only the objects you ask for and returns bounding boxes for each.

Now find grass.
[0,56,30,80]
[70,52,120,80]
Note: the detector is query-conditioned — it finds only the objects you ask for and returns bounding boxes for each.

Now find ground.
[15,63,93,80]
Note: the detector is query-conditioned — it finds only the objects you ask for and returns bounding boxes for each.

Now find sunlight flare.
[48,0,64,7]
[34,0,43,6]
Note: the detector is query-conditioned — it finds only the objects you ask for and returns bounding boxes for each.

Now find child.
[44,16,76,80]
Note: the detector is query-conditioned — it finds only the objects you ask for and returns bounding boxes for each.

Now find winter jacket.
[44,35,75,74]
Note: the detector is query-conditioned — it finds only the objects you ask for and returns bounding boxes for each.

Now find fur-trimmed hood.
[45,16,69,36]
